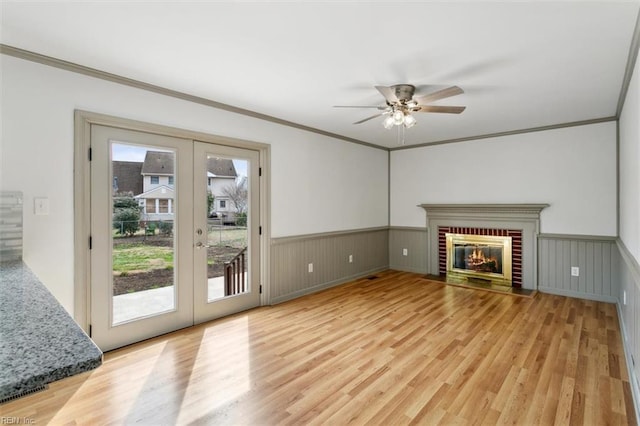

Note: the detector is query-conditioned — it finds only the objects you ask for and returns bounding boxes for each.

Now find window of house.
[159,199,169,213]
[168,176,174,185]
[146,199,156,213]
[219,200,226,209]
[150,176,159,184]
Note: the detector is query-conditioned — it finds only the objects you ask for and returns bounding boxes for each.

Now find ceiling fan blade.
[333,105,387,109]
[375,85,399,103]
[353,113,385,124]
[417,105,466,114]
[414,86,464,104]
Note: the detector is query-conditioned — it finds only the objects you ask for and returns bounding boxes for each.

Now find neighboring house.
[207,157,237,218]
[130,151,239,221]
[112,161,143,195]
[140,151,175,192]
[135,151,175,221]
[135,185,175,221]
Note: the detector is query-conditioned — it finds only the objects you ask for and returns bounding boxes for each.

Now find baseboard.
[537,286,618,304]
[269,266,388,305]
[388,264,428,274]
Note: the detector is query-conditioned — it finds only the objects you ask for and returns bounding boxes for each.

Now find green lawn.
[207,227,247,248]
[112,228,246,274]
[112,244,174,273]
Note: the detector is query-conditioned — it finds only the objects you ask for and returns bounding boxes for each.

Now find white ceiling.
[1,1,639,149]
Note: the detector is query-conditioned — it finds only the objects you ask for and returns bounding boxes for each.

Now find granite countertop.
[0,261,102,401]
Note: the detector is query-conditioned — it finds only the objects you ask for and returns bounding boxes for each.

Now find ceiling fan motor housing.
[391,84,416,103]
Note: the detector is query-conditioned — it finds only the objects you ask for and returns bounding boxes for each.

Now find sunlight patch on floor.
[176,316,251,424]
[49,342,169,424]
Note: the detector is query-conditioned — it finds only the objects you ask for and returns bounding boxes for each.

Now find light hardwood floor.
[1,270,636,425]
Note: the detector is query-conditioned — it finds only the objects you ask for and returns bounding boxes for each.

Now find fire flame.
[466,246,499,271]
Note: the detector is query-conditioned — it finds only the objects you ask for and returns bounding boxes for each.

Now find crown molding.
[0,41,629,153]
[617,5,640,117]
[390,116,617,151]
[0,43,384,152]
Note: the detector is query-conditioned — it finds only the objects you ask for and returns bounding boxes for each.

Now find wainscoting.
[388,227,428,273]
[617,239,640,420]
[538,234,620,303]
[270,227,389,304]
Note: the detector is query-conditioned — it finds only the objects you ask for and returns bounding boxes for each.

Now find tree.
[113,194,141,236]
[113,196,139,210]
[113,208,141,236]
[222,176,248,214]
[207,190,215,215]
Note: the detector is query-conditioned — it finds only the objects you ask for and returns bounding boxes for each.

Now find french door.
[90,125,260,351]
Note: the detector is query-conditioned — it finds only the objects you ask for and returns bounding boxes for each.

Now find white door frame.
[73,110,271,335]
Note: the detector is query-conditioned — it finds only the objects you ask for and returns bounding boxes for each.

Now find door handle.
[195,241,211,249]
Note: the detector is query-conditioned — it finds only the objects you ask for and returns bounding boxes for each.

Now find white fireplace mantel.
[419,203,550,290]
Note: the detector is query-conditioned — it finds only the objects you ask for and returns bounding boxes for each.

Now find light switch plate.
[34,197,50,215]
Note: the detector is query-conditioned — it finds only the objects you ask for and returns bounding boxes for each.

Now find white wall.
[143,175,173,193]
[618,50,640,421]
[0,55,389,314]
[620,53,640,261]
[390,122,617,236]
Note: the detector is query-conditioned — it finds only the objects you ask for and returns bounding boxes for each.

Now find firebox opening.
[445,233,512,287]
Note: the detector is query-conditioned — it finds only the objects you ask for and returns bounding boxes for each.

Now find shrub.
[113,195,141,236]
[158,221,174,236]
[113,208,141,236]
[236,212,247,227]
[113,196,140,210]
[145,222,157,236]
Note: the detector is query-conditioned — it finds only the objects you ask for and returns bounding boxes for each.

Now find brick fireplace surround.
[438,226,523,287]
[420,204,549,290]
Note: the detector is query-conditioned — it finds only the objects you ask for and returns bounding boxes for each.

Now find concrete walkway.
[113,276,229,324]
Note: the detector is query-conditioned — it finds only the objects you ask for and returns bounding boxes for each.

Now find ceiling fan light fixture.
[336,84,465,136]
[404,114,417,128]
[382,115,395,129]
[392,110,405,125]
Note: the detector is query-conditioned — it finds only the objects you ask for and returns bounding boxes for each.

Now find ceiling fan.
[335,84,466,129]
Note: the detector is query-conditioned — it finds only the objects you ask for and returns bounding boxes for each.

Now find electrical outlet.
[402,248,408,256]
[348,255,353,263]
[571,267,579,277]
[308,263,313,273]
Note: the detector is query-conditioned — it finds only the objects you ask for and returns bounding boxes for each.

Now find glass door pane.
[205,157,249,301]
[111,143,176,324]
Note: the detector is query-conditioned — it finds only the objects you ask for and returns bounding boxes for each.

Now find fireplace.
[446,233,512,286]
[420,204,549,290]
